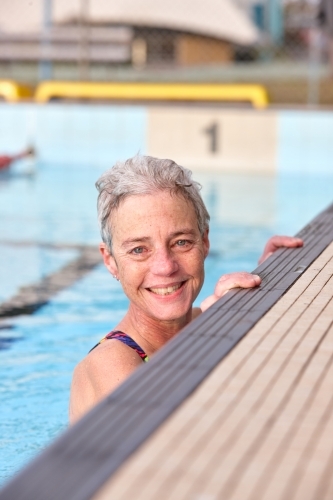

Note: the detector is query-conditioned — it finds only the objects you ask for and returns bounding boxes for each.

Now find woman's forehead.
[117,190,193,214]
[111,191,198,234]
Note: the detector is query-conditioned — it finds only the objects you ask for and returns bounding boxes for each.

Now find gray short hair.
[95,155,210,251]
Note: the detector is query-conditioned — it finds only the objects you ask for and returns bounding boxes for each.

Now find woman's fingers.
[258,236,303,265]
[215,272,261,297]
[200,272,261,312]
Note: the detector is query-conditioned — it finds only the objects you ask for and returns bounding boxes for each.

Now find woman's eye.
[132,247,144,254]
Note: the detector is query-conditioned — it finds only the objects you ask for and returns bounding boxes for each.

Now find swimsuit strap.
[90,330,149,362]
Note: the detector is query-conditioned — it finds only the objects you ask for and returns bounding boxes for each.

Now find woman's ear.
[99,243,118,276]
[203,229,210,258]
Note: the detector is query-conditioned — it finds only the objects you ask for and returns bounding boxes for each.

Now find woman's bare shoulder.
[69,340,143,423]
[87,339,143,369]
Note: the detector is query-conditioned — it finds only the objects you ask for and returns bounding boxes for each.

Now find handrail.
[34,82,269,108]
[0,80,33,102]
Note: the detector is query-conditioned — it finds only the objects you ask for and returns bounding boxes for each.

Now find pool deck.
[0,203,332,500]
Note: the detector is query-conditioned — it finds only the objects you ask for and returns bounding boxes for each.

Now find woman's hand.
[200,272,261,312]
[200,236,303,313]
[258,236,303,265]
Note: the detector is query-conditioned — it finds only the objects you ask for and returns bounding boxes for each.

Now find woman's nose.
[150,248,179,276]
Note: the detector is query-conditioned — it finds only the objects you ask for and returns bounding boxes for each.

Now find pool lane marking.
[0,246,101,318]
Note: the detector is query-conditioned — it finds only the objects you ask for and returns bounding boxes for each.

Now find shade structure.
[53,0,259,45]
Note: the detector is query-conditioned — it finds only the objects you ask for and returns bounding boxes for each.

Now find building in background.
[54,0,258,67]
[0,0,331,106]
[0,0,258,72]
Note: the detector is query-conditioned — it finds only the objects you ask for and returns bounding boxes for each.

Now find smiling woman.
[69,155,303,423]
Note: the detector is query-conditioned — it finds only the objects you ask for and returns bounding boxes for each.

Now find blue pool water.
[0,160,332,485]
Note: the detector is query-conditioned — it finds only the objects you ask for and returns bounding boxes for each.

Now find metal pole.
[307,26,321,106]
[266,0,283,44]
[39,0,53,81]
[79,0,90,80]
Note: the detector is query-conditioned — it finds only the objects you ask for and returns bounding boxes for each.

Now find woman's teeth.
[149,283,182,296]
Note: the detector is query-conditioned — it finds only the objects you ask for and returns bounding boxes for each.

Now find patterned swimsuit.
[90,330,149,362]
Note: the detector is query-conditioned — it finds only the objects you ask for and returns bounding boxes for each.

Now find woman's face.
[101,190,209,325]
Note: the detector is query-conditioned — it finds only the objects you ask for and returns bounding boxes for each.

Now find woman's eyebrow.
[121,229,197,248]
[121,236,150,247]
[170,229,197,238]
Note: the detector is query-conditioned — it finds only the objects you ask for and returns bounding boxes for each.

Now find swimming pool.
[0,160,332,486]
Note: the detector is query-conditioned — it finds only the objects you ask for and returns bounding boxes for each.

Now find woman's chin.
[148,297,193,323]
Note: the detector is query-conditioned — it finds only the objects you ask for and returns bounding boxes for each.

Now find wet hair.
[95,154,210,252]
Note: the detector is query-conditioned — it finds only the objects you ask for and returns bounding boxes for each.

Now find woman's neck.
[115,305,192,357]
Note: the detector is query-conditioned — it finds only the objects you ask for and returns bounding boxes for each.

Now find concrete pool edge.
[0,201,332,500]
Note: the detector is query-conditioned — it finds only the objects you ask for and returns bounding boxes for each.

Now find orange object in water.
[0,147,35,170]
[0,156,13,170]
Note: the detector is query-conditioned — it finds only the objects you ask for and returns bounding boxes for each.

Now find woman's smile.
[146,281,185,296]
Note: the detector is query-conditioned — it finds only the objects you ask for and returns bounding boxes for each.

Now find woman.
[69,155,302,423]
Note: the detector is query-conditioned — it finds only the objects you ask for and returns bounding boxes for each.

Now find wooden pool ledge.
[0,202,332,500]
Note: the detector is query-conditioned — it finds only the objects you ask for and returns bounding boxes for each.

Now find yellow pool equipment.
[0,80,33,102]
[34,81,269,108]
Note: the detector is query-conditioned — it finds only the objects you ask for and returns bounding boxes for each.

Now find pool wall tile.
[277,110,333,174]
[0,104,147,167]
[0,104,34,153]
[147,107,278,173]
[1,103,333,175]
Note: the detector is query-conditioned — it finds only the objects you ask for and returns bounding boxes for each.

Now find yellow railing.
[34,82,269,108]
[0,80,33,102]
[0,80,269,108]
